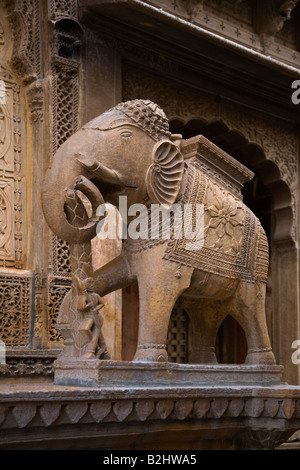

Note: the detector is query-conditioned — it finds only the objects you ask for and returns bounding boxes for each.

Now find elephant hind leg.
[181,298,226,364]
[232,281,276,365]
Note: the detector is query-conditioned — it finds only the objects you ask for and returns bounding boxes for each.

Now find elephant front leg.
[132,251,193,363]
[85,253,135,297]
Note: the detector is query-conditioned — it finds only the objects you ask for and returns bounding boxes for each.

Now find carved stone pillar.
[27,79,48,348]
[272,242,300,385]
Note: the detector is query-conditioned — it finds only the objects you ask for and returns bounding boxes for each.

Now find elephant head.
[42,99,184,244]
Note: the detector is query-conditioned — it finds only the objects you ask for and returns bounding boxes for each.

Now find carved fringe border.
[0,394,300,429]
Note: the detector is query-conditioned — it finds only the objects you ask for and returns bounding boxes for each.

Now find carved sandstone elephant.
[42,99,276,365]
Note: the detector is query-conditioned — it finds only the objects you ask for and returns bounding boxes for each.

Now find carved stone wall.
[0,0,83,360]
[0,2,33,349]
[0,60,25,269]
[0,270,33,348]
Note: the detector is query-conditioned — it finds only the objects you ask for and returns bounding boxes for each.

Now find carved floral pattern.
[164,161,268,283]
[0,273,32,347]
[206,188,244,253]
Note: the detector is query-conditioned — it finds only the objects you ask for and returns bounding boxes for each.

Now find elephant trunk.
[42,147,104,245]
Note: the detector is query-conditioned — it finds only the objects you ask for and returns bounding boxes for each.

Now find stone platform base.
[54,358,283,387]
[0,381,300,449]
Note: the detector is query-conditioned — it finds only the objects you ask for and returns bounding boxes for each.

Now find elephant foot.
[245,348,276,365]
[133,343,168,363]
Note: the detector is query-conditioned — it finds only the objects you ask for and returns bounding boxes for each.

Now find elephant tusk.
[76,153,124,188]
[73,175,105,217]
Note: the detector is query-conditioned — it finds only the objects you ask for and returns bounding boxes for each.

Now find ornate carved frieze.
[220,100,298,194]
[0,74,24,268]
[0,180,14,262]
[0,270,33,347]
[5,0,41,83]
[0,356,55,377]
[0,385,300,450]
[51,58,80,155]
[48,0,79,22]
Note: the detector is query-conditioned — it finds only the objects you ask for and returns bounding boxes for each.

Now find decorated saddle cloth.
[163,159,269,284]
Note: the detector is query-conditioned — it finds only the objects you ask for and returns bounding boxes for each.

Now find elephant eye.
[120,130,133,139]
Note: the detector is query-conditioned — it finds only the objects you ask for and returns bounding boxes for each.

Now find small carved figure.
[75,275,110,360]
[42,99,276,366]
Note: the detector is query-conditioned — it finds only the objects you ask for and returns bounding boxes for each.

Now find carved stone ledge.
[0,350,59,378]
[53,358,284,388]
[0,383,300,449]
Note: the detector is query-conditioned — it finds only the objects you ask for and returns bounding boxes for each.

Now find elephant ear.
[146,140,184,209]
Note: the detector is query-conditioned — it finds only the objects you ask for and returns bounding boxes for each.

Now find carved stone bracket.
[254,0,299,50]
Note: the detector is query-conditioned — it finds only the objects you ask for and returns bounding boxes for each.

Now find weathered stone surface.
[54,358,283,387]
[0,383,300,449]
